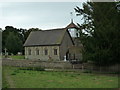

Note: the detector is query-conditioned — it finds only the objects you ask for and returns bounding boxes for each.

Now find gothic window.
[74,53,75,60]
[28,48,31,55]
[54,49,57,55]
[36,48,39,55]
[45,49,48,55]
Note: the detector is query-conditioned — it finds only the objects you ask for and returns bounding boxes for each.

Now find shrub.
[83,70,92,73]
[11,69,19,75]
[11,72,16,75]
[19,67,45,71]
[26,67,33,70]
[108,72,120,74]
[19,67,32,70]
[70,75,76,77]
[14,69,19,73]
[33,67,45,71]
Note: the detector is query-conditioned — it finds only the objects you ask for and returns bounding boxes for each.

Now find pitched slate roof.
[23,28,68,46]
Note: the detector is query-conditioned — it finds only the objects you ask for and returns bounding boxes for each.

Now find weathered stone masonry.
[25,46,60,61]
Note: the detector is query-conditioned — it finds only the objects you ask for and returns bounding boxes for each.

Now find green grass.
[9,55,25,60]
[2,67,10,88]
[2,66,119,88]
[0,65,2,88]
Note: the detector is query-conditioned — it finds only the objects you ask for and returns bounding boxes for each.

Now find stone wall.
[2,59,120,72]
[72,63,120,72]
[2,59,72,69]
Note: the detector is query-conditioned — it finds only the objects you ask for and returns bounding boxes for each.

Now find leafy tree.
[75,2,120,66]
[2,26,42,55]
[5,32,22,55]
[2,26,23,51]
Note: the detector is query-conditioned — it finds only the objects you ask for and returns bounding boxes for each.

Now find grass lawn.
[9,55,25,60]
[2,66,119,88]
[0,62,2,88]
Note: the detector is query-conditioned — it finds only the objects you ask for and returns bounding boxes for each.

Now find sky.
[0,2,84,30]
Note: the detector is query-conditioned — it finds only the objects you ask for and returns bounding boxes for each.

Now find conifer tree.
[75,2,120,66]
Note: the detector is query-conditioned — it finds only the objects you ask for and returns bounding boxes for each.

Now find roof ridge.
[31,28,66,32]
[43,28,66,31]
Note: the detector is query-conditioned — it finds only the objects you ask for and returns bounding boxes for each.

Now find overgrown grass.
[2,66,119,88]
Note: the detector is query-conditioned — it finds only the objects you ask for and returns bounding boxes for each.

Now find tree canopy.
[75,2,120,66]
[2,26,41,55]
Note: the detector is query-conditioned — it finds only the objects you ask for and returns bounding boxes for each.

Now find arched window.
[36,48,39,55]
[28,48,31,55]
[44,49,48,55]
[54,49,57,55]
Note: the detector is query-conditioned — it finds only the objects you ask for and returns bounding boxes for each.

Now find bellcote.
[66,20,78,29]
[66,20,79,38]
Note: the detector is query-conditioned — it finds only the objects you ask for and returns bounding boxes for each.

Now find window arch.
[28,48,31,55]
[36,48,39,55]
[44,49,48,55]
[54,49,57,55]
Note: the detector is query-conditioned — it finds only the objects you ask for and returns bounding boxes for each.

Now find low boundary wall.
[2,59,72,69]
[2,59,120,72]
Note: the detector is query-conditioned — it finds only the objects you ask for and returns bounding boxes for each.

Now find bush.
[19,67,32,70]
[33,67,45,71]
[11,69,19,75]
[108,72,120,74]
[70,75,76,77]
[19,67,45,71]
[14,69,19,73]
[83,70,92,73]
[11,72,16,75]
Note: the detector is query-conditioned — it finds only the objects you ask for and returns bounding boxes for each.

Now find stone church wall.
[60,31,74,60]
[25,46,60,61]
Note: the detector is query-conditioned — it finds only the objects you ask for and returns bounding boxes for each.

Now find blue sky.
[0,2,85,30]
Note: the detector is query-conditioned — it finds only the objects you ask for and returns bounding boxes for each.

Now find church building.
[23,20,82,61]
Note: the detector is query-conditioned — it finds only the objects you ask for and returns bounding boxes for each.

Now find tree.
[75,2,120,66]
[2,26,42,55]
[5,32,22,55]
[2,26,23,51]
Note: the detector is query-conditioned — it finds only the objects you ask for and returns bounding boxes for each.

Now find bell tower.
[65,12,83,61]
[66,12,79,38]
